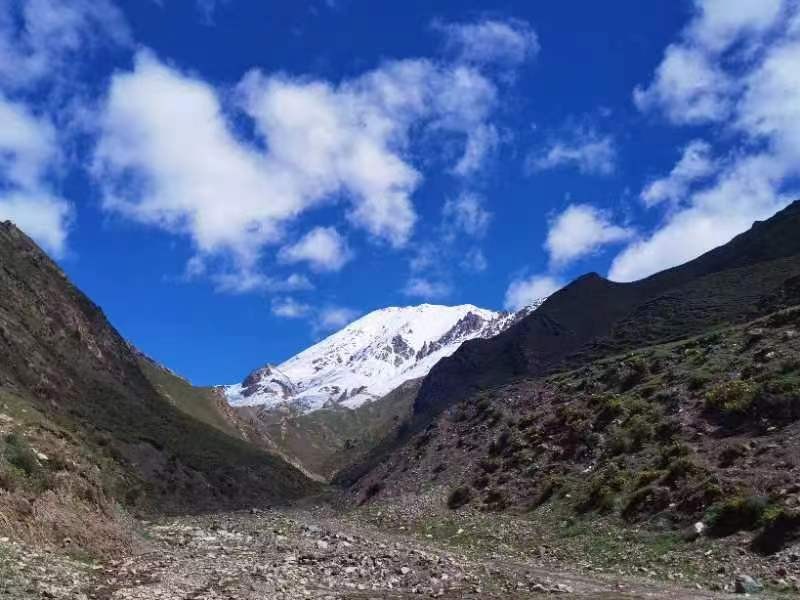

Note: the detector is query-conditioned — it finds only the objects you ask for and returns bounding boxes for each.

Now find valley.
[2,202,800,598]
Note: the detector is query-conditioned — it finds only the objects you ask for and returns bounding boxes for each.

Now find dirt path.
[83,509,740,600]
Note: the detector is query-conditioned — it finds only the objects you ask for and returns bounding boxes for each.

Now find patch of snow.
[223,301,544,413]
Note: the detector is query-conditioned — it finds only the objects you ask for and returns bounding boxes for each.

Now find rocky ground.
[3,499,794,599]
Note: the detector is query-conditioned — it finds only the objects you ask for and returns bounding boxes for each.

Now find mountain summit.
[224,303,538,413]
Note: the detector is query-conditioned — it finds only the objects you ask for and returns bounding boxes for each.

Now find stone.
[735,575,763,594]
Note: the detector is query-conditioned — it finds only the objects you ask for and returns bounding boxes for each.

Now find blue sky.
[1,0,798,384]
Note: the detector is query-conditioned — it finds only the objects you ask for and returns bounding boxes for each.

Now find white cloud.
[616,0,800,282]
[0,0,130,90]
[0,191,71,257]
[271,297,312,319]
[452,123,499,175]
[633,45,734,124]
[314,306,360,334]
[403,277,451,300]
[211,271,313,295]
[435,18,539,67]
[503,274,562,311]
[527,128,617,176]
[641,140,716,207]
[633,0,786,125]
[545,204,633,268]
[279,226,352,272]
[442,192,492,238]
[0,94,57,188]
[610,154,790,282]
[195,0,230,24]
[462,247,488,273]
[687,0,785,52]
[95,51,501,287]
[0,94,71,257]
[737,37,800,167]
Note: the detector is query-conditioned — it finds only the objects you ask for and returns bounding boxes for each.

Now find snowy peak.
[224,302,541,413]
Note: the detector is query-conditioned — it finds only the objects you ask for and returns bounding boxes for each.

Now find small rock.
[735,574,763,594]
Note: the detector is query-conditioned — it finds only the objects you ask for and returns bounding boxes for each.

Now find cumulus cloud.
[545,204,633,268]
[403,277,452,300]
[641,140,716,207]
[452,123,499,176]
[0,94,71,256]
[314,306,360,334]
[687,0,785,52]
[95,51,501,287]
[633,45,734,124]
[435,18,539,67]
[633,0,785,125]
[0,0,130,90]
[610,154,790,282]
[0,192,72,256]
[210,271,313,295]
[503,274,563,311]
[442,192,492,238]
[527,127,617,176]
[271,296,312,319]
[615,0,800,282]
[279,226,352,272]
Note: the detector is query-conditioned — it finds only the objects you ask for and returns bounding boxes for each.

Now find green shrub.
[633,469,666,489]
[529,476,560,509]
[484,488,507,511]
[0,463,25,492]
[591,394,625,429]
[622,485,671,520]
[479,459,499,474]
[661,457,701,488]
[577,465,627,513]
[447,485,473,509]
[718,444,747,467]
[707,495,769,536]
[473,474,489,489]
[362,482,382,502]
[705,380,758,414]
[688,373,711,391]
[626,414,655,450]
[752,508,800,554]
[620,356,650,391]
[488,429,513,456]
[3,433,41,477]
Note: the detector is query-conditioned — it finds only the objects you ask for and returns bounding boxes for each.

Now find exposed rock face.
[240,365,297,399]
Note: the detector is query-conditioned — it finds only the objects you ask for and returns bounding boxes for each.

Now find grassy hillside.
[0,221,317,552]
[356,305,800,554]
[413,201,800,421]
[137,356,242,439]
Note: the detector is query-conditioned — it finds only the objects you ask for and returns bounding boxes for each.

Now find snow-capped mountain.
[224,302,541,413]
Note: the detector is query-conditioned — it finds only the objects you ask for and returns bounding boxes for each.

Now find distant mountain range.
[224,302,540,414]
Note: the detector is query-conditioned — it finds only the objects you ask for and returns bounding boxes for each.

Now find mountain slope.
[0,221,316,525]
[412,200,800,421]
[225,303,534,413]
[354,305,800,552]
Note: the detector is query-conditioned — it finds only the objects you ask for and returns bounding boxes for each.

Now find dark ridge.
[412,200,800,422]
